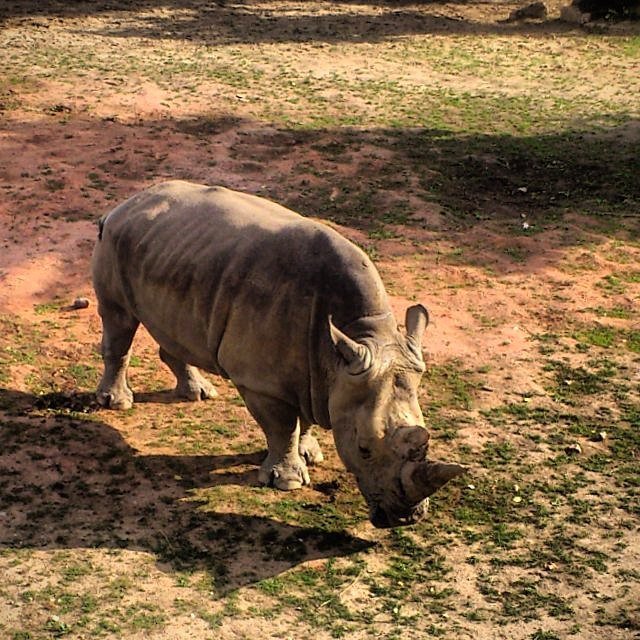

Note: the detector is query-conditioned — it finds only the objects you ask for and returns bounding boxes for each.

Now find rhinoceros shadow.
[0,389,370,591]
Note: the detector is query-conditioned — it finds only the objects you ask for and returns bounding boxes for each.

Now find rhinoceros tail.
[97,216,106,241]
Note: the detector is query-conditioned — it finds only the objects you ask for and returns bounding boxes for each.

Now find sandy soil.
[1,1,639,639]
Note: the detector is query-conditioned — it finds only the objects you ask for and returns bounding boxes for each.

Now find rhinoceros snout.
[369,499,429,529]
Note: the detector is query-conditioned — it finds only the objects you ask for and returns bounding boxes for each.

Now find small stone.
[594,431,607,442]
[565,443,582,455]
[512,496,523,504]
[70,297,89,310]
[508,2,547,21]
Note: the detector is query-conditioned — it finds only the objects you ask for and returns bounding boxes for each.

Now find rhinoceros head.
[328,304,465,528]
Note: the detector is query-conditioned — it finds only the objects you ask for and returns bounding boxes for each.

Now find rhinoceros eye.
[358,445,372,459]
[394,373,411,391]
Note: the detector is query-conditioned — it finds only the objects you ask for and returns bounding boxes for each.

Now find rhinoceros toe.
[96,388,133,411]
[175,380,218,401]
[259,458,310,491]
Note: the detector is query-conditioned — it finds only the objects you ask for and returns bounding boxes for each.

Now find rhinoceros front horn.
[401,459,467,504]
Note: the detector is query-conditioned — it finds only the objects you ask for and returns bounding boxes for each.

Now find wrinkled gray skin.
[92,181,465,528]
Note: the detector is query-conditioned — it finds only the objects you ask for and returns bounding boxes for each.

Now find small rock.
[565,443,582,455]
[507,2,548,21]
[69,298,89,309]
[512,496,523,504]
[594,431,607,442]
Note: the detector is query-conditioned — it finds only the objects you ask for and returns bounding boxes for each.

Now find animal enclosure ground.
[0,1,639,639]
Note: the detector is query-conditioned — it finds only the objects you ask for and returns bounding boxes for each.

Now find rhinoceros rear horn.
[401,459,466,504]
[329,317,373,375]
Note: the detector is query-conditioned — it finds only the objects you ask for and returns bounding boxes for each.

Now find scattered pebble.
[565,443,582,455]
[62,297,90,311]
[595,431,607,442]
[71,297,89,309]
[512,496,523,504]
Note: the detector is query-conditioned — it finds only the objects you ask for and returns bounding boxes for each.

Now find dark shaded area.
[381,122,640,227]
[2,113,639,282]
[212,118,640,234]
[0,389,370,590]
[2,0,639,43]
[574,0,640,19]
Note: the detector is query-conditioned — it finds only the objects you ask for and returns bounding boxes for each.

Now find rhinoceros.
[92,180,465,528]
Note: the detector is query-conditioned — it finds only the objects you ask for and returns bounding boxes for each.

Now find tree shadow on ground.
[2,0,638,43]
[2,113,639,285]
[0,389,370,592]
[223,118,640,233]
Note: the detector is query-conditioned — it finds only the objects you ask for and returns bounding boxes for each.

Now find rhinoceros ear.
[329,317,373,375]
[401,459,466,504]
[405,305,429,356]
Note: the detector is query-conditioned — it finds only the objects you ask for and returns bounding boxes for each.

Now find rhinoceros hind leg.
[159,348,218,401]
[240,388,310,491]
[299,427,324,466]
[96,303,139,410]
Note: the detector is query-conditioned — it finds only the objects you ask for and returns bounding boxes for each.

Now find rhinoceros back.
[92,180,392,425]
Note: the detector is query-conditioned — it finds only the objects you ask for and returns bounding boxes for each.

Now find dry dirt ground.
[0,1,639,639]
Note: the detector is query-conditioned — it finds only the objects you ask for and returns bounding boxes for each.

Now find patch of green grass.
[34,302,60,315]
[501,578,574,620]
[573,323,640,353]
[481,441,516,467]
[66,364,99,389]
[424,360,477,410]
[531,629,562,640]
[87,171,108,190]
[544,360,615,403]
[620,34,640,57]
[592,305,633,319]
[60,560,94,584]
[573,324,616,349]
[597,274,627,295]
[503,245,529,263]
[256,559,368,634]
[125,603,166,631]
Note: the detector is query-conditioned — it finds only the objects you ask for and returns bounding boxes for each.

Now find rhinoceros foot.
[96,386,134,411]
[175,376,218,402]
[259,456,311,491]
[299,432,324,466]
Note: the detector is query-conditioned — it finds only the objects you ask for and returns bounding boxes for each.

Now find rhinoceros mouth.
[369,498,429,529]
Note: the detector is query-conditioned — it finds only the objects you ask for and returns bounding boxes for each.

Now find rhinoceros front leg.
[159,348,218,401]
[299,423,324,466]
[239,388,310,490]
[96,304,139,410]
